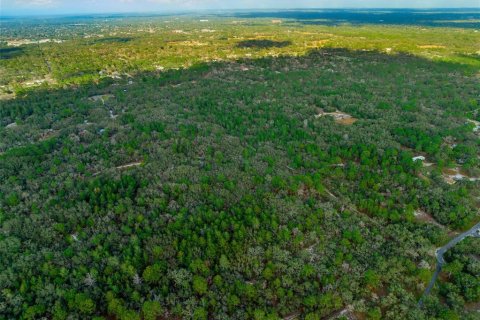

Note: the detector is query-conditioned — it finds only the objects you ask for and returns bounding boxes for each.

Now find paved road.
[419,221,480,306]
[324,185,480,308]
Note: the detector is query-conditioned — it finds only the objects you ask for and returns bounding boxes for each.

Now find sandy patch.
[177,41,208,46]
[88,94,114,104]
[7,39,63,46]
[466,119,480,133]
[415,209,443,227]
[305,40,330,48]
[414,209,458,236]
[116,161,143,169]
[315,110,358,125]
[442,167,480,184]
[417,45,446,49]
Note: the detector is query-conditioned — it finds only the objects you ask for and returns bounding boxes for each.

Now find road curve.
[419,221,480,306]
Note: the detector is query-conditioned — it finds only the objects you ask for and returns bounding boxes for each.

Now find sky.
[1,0,479,16]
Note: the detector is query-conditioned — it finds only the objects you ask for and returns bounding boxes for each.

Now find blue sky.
[1,0,479,16]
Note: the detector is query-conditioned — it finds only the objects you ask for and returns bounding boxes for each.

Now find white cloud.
[146,0,220,7]
[15,0,58,6]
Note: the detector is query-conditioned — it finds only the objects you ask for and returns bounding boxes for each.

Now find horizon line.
[2,7,480,18]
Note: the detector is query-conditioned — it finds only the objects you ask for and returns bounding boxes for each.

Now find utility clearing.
[116,161,143,170]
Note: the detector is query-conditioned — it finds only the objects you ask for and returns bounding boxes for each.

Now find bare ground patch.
[116,161,143,169]
[315,110,358,125]
[442,167,480,185]
[88,94,114,104]
[414,210,458,236]
[417,45,446,49]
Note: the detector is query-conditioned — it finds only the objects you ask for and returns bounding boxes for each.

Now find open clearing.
[315,110,358,125]
[417,45,446,49]
[442,167,480,184]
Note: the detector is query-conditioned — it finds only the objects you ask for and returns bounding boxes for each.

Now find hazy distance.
[2,0,480,16]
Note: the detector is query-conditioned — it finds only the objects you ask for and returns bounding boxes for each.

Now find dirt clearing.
[315,110,358,125]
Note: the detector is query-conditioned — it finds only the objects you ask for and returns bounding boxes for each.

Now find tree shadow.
[0,47,26,60]
[236,39,291,49]
[91,37,134,44]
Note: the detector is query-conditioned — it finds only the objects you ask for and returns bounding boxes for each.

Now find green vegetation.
[1,13,479,95]
[0,11,479,320]
[423,238,480,316]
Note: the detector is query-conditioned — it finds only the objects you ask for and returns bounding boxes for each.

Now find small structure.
[412,156,425,162]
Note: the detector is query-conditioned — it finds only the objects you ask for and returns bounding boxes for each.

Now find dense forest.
[1,11,479,320]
